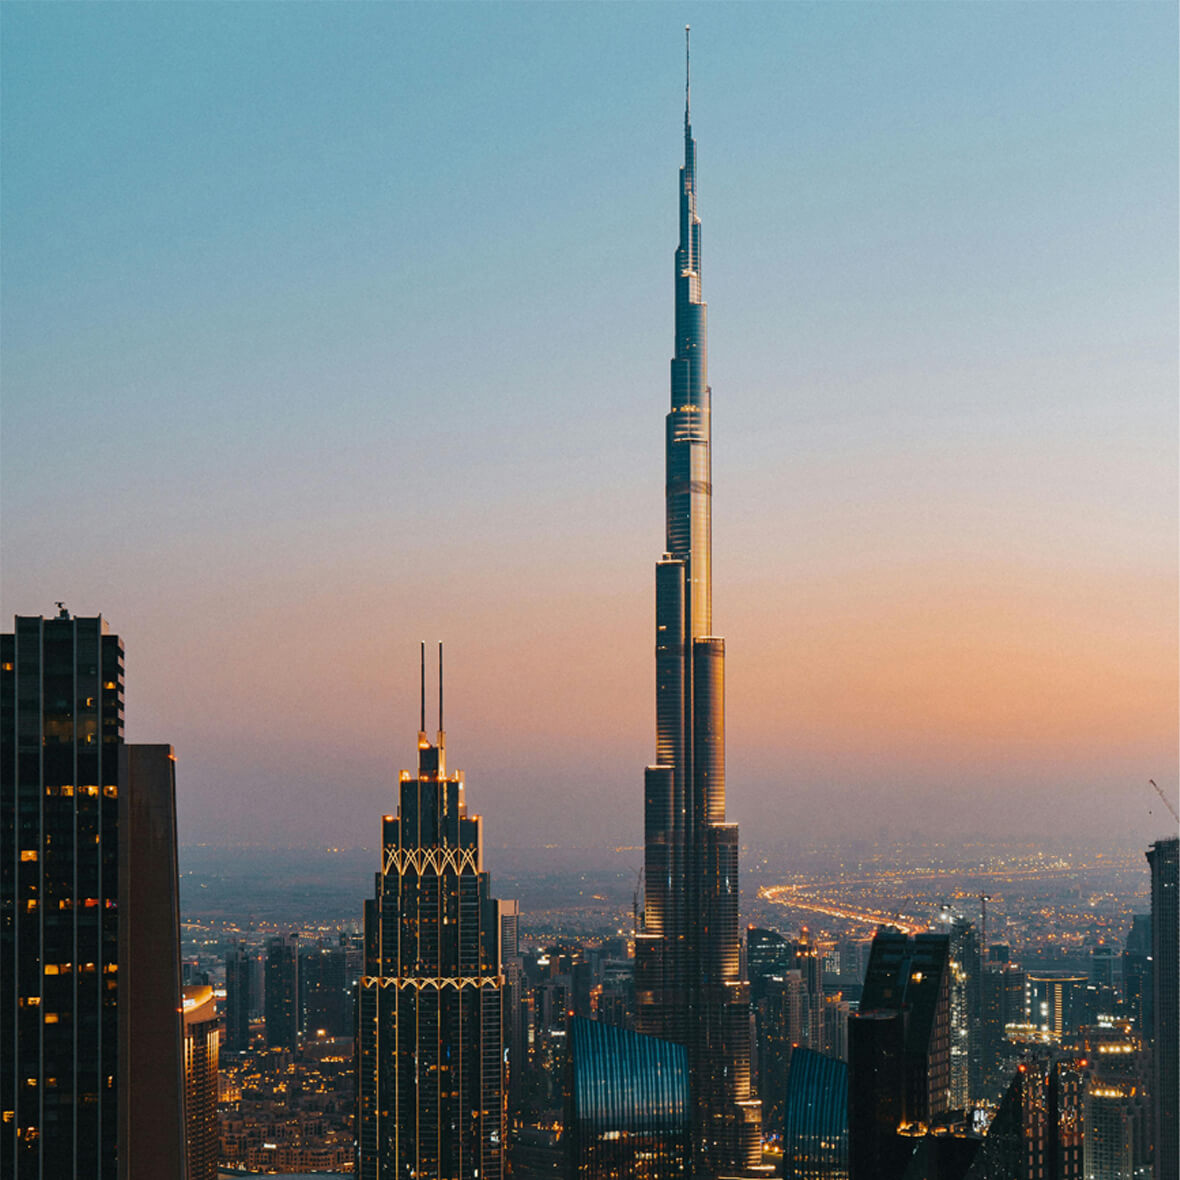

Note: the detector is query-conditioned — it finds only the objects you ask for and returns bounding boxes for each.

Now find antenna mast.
[419,641,426,734]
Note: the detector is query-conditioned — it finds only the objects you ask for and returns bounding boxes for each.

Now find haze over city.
[2,2,1176,853]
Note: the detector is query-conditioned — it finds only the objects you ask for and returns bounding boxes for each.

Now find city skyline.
[2,4,1176,852]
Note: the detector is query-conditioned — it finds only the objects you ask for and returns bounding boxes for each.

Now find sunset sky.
[3,3,1176,853]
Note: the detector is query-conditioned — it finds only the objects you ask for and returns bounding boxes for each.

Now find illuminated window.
[102,785,117,798]
[60,785,73,797]
[43,965,59,976]
[20,850,37,862]
[43,1013,58,1024]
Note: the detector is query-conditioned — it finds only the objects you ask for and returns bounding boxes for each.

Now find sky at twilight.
[2,2,1176,852]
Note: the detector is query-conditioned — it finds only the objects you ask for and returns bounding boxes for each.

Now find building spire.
[419,640,426,735]
[437,642,444,735]
[685,25,691,129]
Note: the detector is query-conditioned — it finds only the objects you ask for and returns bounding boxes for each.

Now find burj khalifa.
[634,31,765,1178]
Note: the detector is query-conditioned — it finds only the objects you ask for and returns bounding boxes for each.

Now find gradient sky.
[2,2,1176,854]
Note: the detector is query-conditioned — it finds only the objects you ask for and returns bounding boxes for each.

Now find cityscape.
[2,6,1176,1180]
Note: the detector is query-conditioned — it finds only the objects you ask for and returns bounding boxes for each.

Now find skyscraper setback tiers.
[633,32,764,1177]
[356,646,505,1179]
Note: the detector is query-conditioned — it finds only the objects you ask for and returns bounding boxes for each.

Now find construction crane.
[1148,779,1179,824]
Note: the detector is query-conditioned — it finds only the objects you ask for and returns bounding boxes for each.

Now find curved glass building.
[566,1015,690,1179]
[781,1049,849,1180]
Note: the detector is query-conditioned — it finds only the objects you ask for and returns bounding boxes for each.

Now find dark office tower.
[633,33,763,1177]
[979,962,1027,1103]
[565,1016,690,1180]
[748,927,793,1004]
[357,647,504,1180]
[265,935,299,1049]
[965,1051,1084,1180]
[119,742,186,1180]
[182,985,220,1180]
[1147,836,1178,1180]
[1,611,186,1180]
[1121,914,1151,1035]
[225,944,253,1052]
[301,942,349,1038]
[848,930,952,1180]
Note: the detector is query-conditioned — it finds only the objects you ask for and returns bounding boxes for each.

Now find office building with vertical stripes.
[357,645,504,1180]
[633,32,765,1177]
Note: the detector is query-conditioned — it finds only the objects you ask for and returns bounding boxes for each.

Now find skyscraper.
[1147,836,1178,1180]
[357,645,504,1180]
[182,984,220,1180]
[847,930,952,1180]
[1,609,185,1180]
[633,32,763,1177]
[265,934,299,1050]
[224,944,253,1052]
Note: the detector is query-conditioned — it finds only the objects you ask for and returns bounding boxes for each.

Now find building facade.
[265,935,299,1049]
[780,1048,849,1180]
[566,1015,690,1179]
[224,944,253,1052]
[356,647,504,1180]
[1,610,185,1180]
[633,34,763,1177]
[1147,836,1178,1180]
[847,930,952,1180]
[182,984,220,1180]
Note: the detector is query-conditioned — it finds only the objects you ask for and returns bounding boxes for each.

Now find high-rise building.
[225,944,253,1052]
[182,984,220,1180]
[301,941,349,1038]
[633,33,763,1177]
[1,609,185,1180]
[1120,914,1151,1037]
[357,645,504,1180]
[1147,836,1178,1180]
[935,908,981,1108]
[1077,1021,1151,1180]
[265,934,299,1049]
[966,1050,1085,1180]
[847,929,952,1180]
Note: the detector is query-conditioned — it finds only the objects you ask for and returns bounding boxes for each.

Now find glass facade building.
[1,612,124,1177]
[357,647,504,1180]
[633,35,763,1177]
[566,1015,690,1180]
[781,1048,849,1180]
[1,611,185,1180]
[182,984,220,1180]
[848,930,951,1180]
[1147,836,1178,1180]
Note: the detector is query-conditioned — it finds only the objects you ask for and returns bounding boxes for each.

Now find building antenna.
[685,25,691,126]
[419,641,426,733]
[438,642,444,733]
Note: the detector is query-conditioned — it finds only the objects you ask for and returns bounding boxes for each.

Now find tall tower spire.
[634,37,764,1179]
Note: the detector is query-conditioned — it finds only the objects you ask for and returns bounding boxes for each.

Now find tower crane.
[1148,779,1179,824]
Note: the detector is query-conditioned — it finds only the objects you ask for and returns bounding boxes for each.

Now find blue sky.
[2,2,1176,851]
